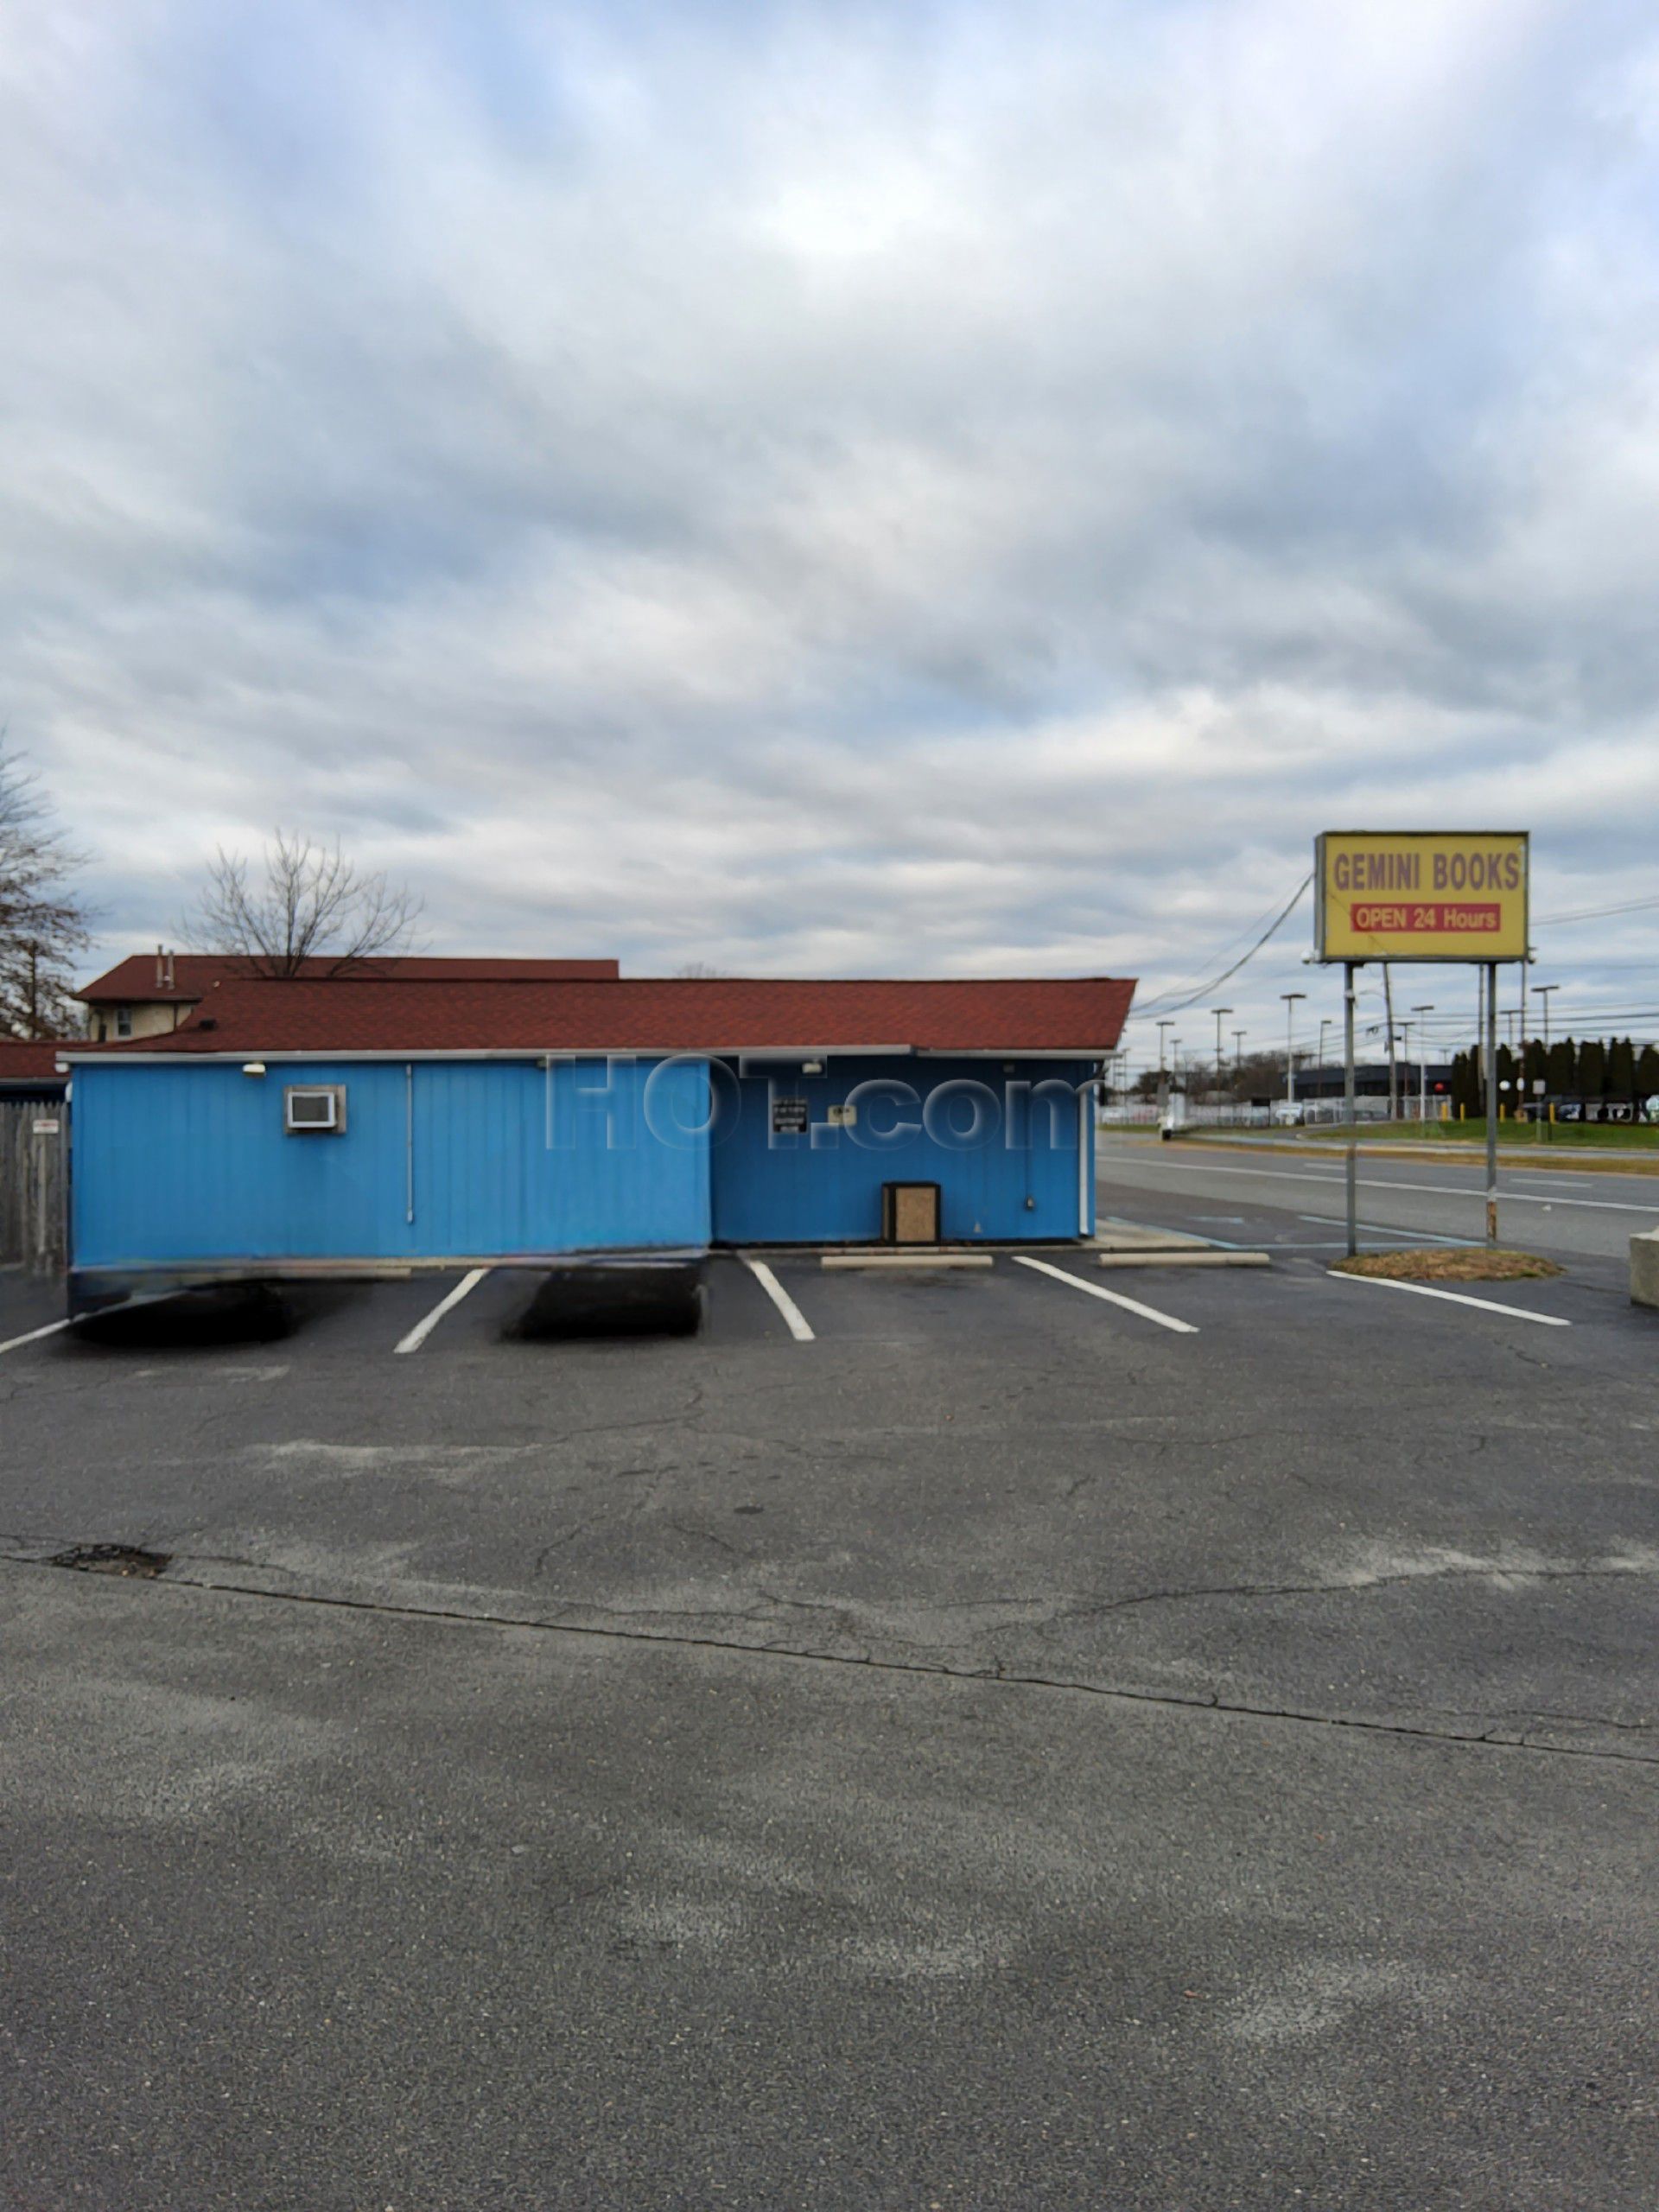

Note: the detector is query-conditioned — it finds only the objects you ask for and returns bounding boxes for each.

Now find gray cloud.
[3,0,1656,1058]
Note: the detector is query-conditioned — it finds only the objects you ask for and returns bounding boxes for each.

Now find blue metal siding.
[70,1058,710,1268]
[709,1057,1094,1244]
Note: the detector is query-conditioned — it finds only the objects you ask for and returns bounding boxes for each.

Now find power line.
[1121,888,1301,1017]
[1130,874,1313,1020]
[1537,895,1659,926]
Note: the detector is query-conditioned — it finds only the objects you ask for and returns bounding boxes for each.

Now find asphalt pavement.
[2,1226,1656,2209]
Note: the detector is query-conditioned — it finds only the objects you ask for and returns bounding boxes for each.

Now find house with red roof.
[75,950,620,1041]
[58,969,1135,1311]
[0,1039,69,1099]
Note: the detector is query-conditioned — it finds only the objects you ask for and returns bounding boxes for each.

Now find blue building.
[60,972,1134,1310]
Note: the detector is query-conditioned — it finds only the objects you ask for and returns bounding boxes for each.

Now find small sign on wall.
[31,1119,60,1135]
[771,1096,809,1135]
[826,1103,857,1127]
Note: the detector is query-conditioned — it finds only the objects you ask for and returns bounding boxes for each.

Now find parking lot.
[3,1176,1657,2209]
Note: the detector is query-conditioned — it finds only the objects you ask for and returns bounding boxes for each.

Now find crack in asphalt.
[4,1549,1655,1769]
[1058,1556,1659,1619]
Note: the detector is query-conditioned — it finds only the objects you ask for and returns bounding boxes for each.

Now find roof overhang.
[57,1044,1112,1067]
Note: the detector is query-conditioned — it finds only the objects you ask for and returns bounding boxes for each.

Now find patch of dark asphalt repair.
[45,1541,173,1579]
[70,1281,298,1348]
[507,1261,706,1338]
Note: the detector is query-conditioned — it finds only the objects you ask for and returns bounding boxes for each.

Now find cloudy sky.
[4,0,1657,1063]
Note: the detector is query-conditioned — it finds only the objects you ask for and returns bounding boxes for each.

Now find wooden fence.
[1,1100,67,1271]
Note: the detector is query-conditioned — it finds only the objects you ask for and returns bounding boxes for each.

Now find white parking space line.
[1014,1254,1198,1334]
[0,1318,72,1357]
[1097,1152,1659,1214]
[393,1268,490,1354]
[1326,1273,1572,1327]
[741,1255,816,1342]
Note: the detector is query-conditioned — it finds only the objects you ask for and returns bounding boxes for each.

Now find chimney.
[156,944,164,988]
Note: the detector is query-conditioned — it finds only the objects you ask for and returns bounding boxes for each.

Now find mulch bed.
[1332,1249,1564,1283]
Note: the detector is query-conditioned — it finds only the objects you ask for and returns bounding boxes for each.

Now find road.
[1097,1135,1659,1262]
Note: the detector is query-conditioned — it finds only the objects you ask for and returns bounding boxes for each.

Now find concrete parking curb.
[821,1252,995,1269]
[1096,1251,1270,1269]
[1633,1230,1659,1310]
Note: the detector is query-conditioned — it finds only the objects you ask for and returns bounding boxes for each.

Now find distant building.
[1294,1059,1456,1103]
[74,951,622,1042]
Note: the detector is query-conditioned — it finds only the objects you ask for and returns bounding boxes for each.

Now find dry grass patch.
[1332,1248,1564,1283]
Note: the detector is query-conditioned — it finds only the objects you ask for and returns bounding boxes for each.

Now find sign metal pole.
[1344,962,1358,1258]
[1484,961,1499,1244]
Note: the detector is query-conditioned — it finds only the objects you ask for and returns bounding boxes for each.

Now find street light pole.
[1533,983,1558,1052]
[1412,1004,1434,1122]
[1211,1007,1233,1095]
[1281,992,1306,1114]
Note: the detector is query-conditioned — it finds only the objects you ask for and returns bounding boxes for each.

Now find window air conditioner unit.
[284,1084,346,1135]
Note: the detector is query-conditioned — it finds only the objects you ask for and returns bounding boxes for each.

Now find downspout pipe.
[1077,1071,1095,1237]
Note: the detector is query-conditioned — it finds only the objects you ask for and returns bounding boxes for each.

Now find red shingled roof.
[0,1039,68,1080]
[73,975,1135,1056]
[77,953,620,1003]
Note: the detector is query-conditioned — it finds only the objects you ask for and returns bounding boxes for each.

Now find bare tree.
[183,830,423,977]
[0,747,91,1038]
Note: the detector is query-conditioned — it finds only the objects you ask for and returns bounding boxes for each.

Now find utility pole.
[1211,1007,1232,1094]
[1533,982,1558,1052]
[1281,992,1306,1113]
[1412,1004,1434,1122]
[1232,1030,1246,1095]
[1382,964,1398,1120]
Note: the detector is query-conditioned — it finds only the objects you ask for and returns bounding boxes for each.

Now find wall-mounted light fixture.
[802,1059,824,1076]
[242,1062,267,1077]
